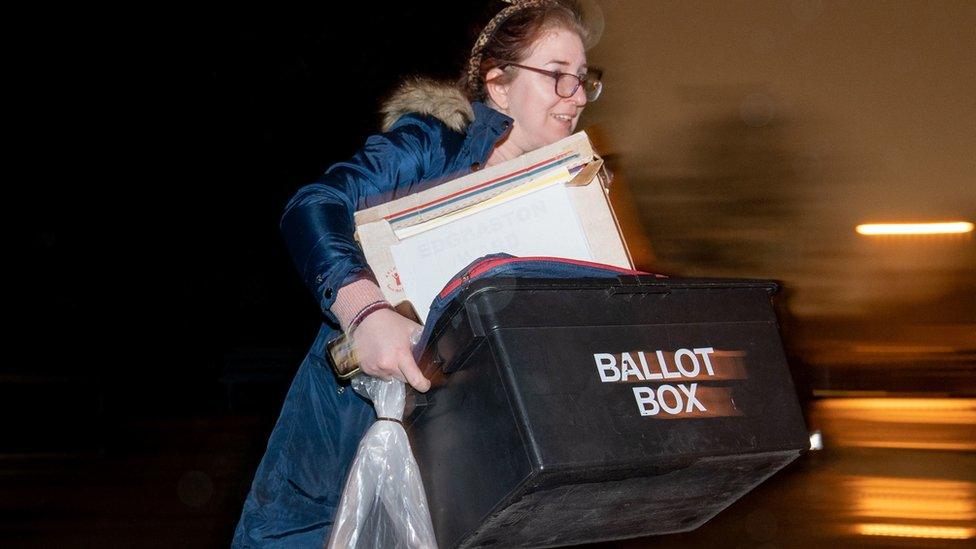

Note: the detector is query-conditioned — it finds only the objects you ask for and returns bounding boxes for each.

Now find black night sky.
[10,4,500,544]
[19,3,495,413]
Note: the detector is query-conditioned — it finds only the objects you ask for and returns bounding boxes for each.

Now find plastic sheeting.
[326,374,437,549]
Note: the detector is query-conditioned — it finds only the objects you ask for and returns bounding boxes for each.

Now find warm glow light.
[817,398,976,425]
[811,398,976,450]
[847,477,976,521]
[855,221,974,235]
[822,398,975,411]
[843,477,976,490]
[855,523,975,540]
[844,477,976,538]
[809,430,823,451]
[856,497,975,521]
[856,441,976,451]
[851,344,956,354]
[846,476,974,498]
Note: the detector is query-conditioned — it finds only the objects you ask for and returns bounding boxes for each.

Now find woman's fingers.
[362,357,400,383]
[399,355,431,393]
[359,354,428,392]
[351,308,428,389]
[390,363,407,384]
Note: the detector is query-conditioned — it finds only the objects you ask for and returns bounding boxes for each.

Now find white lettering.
[632,387,659,416]
[631,384,708,417]
[658,385,683,414]
[655,350,682,379]
[620,353,644,381]
[594,353,620,382]
[674,348,701,377]
[637,351,660,380]
[693,347,716,376]
[679,383,706,412]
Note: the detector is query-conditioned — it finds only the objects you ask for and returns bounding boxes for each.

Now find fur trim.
[380,78,474,133]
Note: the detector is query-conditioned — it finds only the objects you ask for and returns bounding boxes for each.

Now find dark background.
[8,3,505,545]
[16,2,494,416]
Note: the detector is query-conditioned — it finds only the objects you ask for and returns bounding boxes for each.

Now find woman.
[234,1,602,546]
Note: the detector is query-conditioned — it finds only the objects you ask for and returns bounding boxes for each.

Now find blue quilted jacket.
[280,100,513,326]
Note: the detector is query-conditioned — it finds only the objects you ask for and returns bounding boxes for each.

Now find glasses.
[500,62,603,102]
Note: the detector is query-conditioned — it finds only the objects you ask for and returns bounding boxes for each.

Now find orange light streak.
[855,523,975,540]
[855,221,973,235]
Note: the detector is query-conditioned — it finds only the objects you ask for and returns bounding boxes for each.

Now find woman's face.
[493,27,588,152]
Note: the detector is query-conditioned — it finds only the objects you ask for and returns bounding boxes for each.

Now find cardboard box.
[354,131,633,322]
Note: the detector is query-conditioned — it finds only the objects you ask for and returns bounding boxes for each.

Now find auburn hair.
[462,1,589,102]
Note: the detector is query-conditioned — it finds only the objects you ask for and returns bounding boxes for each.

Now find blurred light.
[856,497,975,521]
[855,221,974,235]
[860,441,976,451]
[851,344,956,354]
[811,398,976,451]
[812,389,893,397]
[817,398,976,424]
[855,523,975,540]
[846,477,976,521]
[809,430,823,450]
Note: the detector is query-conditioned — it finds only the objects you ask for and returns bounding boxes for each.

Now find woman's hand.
[352,308,431,392]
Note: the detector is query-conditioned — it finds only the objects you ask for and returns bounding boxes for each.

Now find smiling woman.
[465,1,595,163]
[482,29,589,158]
[232,1,601,546]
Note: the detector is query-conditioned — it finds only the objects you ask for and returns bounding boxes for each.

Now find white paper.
[390,178,592,324]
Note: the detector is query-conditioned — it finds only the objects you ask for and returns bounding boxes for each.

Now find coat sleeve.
[280,114,450,326]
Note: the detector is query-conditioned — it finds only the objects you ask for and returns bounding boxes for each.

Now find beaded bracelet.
[347,299,394,337]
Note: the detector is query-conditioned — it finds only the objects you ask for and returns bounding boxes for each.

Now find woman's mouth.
[551,113,576,131]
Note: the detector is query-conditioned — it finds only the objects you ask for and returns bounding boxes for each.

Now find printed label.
[593,347,745,418]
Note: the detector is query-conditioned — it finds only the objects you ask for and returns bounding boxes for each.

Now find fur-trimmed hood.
[380,78,475,133]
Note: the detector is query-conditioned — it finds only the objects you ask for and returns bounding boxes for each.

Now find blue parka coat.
[233,80,514,547]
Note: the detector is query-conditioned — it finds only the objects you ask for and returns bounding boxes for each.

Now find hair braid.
[462,0,573,102]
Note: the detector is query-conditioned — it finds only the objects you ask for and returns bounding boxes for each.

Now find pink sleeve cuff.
[331,278,387,332]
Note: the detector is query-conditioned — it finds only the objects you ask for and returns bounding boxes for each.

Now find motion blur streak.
[854,524,975,540]
[810,398,976,451]
[817,398,976,424]
[845,476,976,521]
[855,222,974,235]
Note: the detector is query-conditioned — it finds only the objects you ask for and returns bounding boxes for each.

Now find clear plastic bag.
[326,374,437,549]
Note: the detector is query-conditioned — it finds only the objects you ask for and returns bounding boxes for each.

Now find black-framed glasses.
[501,62,603,102]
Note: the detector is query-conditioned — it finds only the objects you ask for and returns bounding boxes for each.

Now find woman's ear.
[485,67,511,111]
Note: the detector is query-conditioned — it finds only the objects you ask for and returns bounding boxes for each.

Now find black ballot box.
[405,276,808,549]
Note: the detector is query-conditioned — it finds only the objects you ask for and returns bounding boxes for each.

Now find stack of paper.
[390,167,592,323]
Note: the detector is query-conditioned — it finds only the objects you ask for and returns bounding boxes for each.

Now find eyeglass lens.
[555,73,602,101]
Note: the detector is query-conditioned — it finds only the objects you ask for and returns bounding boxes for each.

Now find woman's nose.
[570,82,588,107]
